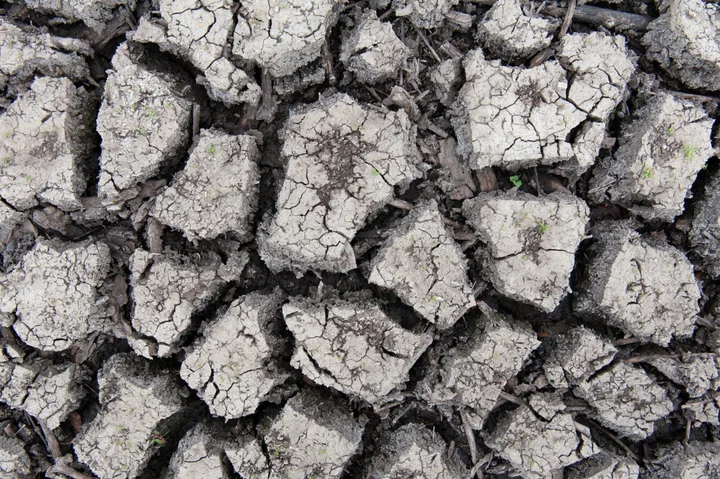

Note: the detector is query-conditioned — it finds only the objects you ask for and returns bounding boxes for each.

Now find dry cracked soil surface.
[1,0,720,477]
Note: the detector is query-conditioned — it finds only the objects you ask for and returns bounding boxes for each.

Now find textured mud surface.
[0,0,720,478]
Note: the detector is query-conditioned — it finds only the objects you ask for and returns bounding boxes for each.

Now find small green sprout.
[509,175,522,187]
[667,126,675,135]
[702,163,708,170]
[371,168,380,176]
[139,126,148,135]
[208,144,216,155]
[642,167,653,179]
[150,429,169,447]
[682,144,698,160]
[537,220,549,234]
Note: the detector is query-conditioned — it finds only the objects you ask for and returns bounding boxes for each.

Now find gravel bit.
[543,326,618,388]
[643,441,720,478]
[690,171,720,277]
[565,450,639,479]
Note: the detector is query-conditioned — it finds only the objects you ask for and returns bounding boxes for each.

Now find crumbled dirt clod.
[392,0,459,29]
[690,172,720,277]
[262,389,365,479]
[259,93,421,274]
[0,239,111,351]
[97,42,193,209]
[589,93,713,221]
[129,248,248,358]
[0,76,94,212]
[575,222,700,346]
[575,362,673,441]
[418,310,540,429]
[463,192,589,312]
[366,423,469,478]
[566,451,639,479]
[74,354,187,479]
[22,0,136,34]
[283,295,432,407]
[181,289,289,419]
[643,441,720,479]
[643,0,720,91]
[224,431,270,479]
[486,394,598,479]
[0,432,32,478]
[682,396,720,427]
[340,11,411,84]
[151,129,261,242]
[543,326,617,388]
[478,0,557,61]
[368,200,475,329]
[646,354,720,398]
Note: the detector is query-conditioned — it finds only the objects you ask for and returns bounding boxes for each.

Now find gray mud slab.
[392,0,459,29]
[690,172,720,277]
[73,354,187,479]
[0,239,111,351]
[224,432,270,479]
[151,129,261,242]
[283,294,432,407]
[645,354,720,398]
[258,93,421,274]
[642,441,720,478]
[21,0,136,34]
[180,289,289,419]
[543,326,617,388]
[574,222,700,346]
[368,200,475,329]
[566,451,639,479]
[0,76,94,212]
[0,432,32,478]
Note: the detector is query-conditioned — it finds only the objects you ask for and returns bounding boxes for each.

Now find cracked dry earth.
[3,0,720,478]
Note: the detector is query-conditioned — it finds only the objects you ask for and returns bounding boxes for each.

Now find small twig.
[469,452,493,479]
[615,337,642,346]
[528,48,554,67]
[322,42,336,85]
[558,0,577,39]
[534,167,543,196]
[39,421,97,479]
[388,198,414,211]
[498,391,523,405]
[48,464,97,479]
[624,352,717,364]
[39,421,62,459]
[413,25,442,63]
[192,104,200,139]
[683,412,692,444]
[459,409,481,479]
[585,418,640,462]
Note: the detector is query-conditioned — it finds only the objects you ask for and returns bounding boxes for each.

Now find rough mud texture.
[575,362,673,441]
[418,311,540,429]
[478,0,557,60]
[543,326,617,388]
[643,0,720,91]
[690,172,720,277]
[97,43,193,209]
[392,0,458,29]
[366,423,468,478]
[129,248,247,358]
[22,0,135,34]
[463,192,589,312]
[646,354,720,398]
[259,93,421,274]
[283,295,432,407]
[0,433,32,478]
[224,432,270,479]
[73,354,187,479]
[262,389,365,479]
[368,200,475,329]
[486,394,598,479]
[589,93,714,221]
[566,451,639,479]
[0,240,111,351]
[643,441,720,479]
[151,129,261,242]
[180,289,289,419]
[0,76,94,212]
[340,11,411,85]
[575,222,700,346]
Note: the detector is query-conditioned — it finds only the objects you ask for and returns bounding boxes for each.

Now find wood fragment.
[413,25,442,63]
[469,451,493,479]
[584,418,640,462]
[192,104,200,139]
[528,48,554,67]
[444,10,473,30]
[39,420,96,479]
[388,198,414,211]
[558,0,577,39]
[322,42,336,85]
[459,409,481,479]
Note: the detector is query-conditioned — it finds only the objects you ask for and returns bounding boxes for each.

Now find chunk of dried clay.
[73,354,187,479]
[690,172,720,277]
[392,0,459,29]
[0,433,32,478]
[543,326,617,388]
[258,93,421,274]
[565,451,639,479]
[129,248,248,358]
[283,295,432,407]
[0,77,94,212]
[151,129,261,242]
[575,222,700,346]
[97,43,193,209]
[0,240,111,351]
[463,192,589,312]
[645,354,720,398]
[574,362,673,441]
[262,389,365,479]
[22,0,136,34]
[644,441,720,479]
[589,92,713,221]
[368,200,475,329]
[181,290,289,419]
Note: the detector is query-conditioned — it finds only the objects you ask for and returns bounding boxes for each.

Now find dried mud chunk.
[646,354,720,398]
[368,200,475,329]
[574,222,700,346]
[340,11,411,84]
[0,240,111,351]
[486,397,598,479]
[0,355,86,429]
[283,296,432,407]
[0,18,91,95]
[682,396,720,427]
[392,0,459,29]
[643,0,720,91]
[0,433,32,478]
[129,248,248,358]
[462,192,589,312]
[478,0,557,60]
[181,290,289,419]
[575,362,673,441]
[263,390,365,479]
[151,130,260,242]
[22,0,136,34]
[643,441,720,479]
[543,326,617,388]
[417,313,540,429]
[97,43,193,208]
[430,58,462,107]
[0,77,94,212]
[74,354,187,479]
[566,451,639,479]
[589,93,713,221]
[225,432,271,479]
[367,423,469,478]
[557,32,635,122]
[232,0,341,78]
[259,93,421,274]
[690,173,720,277]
